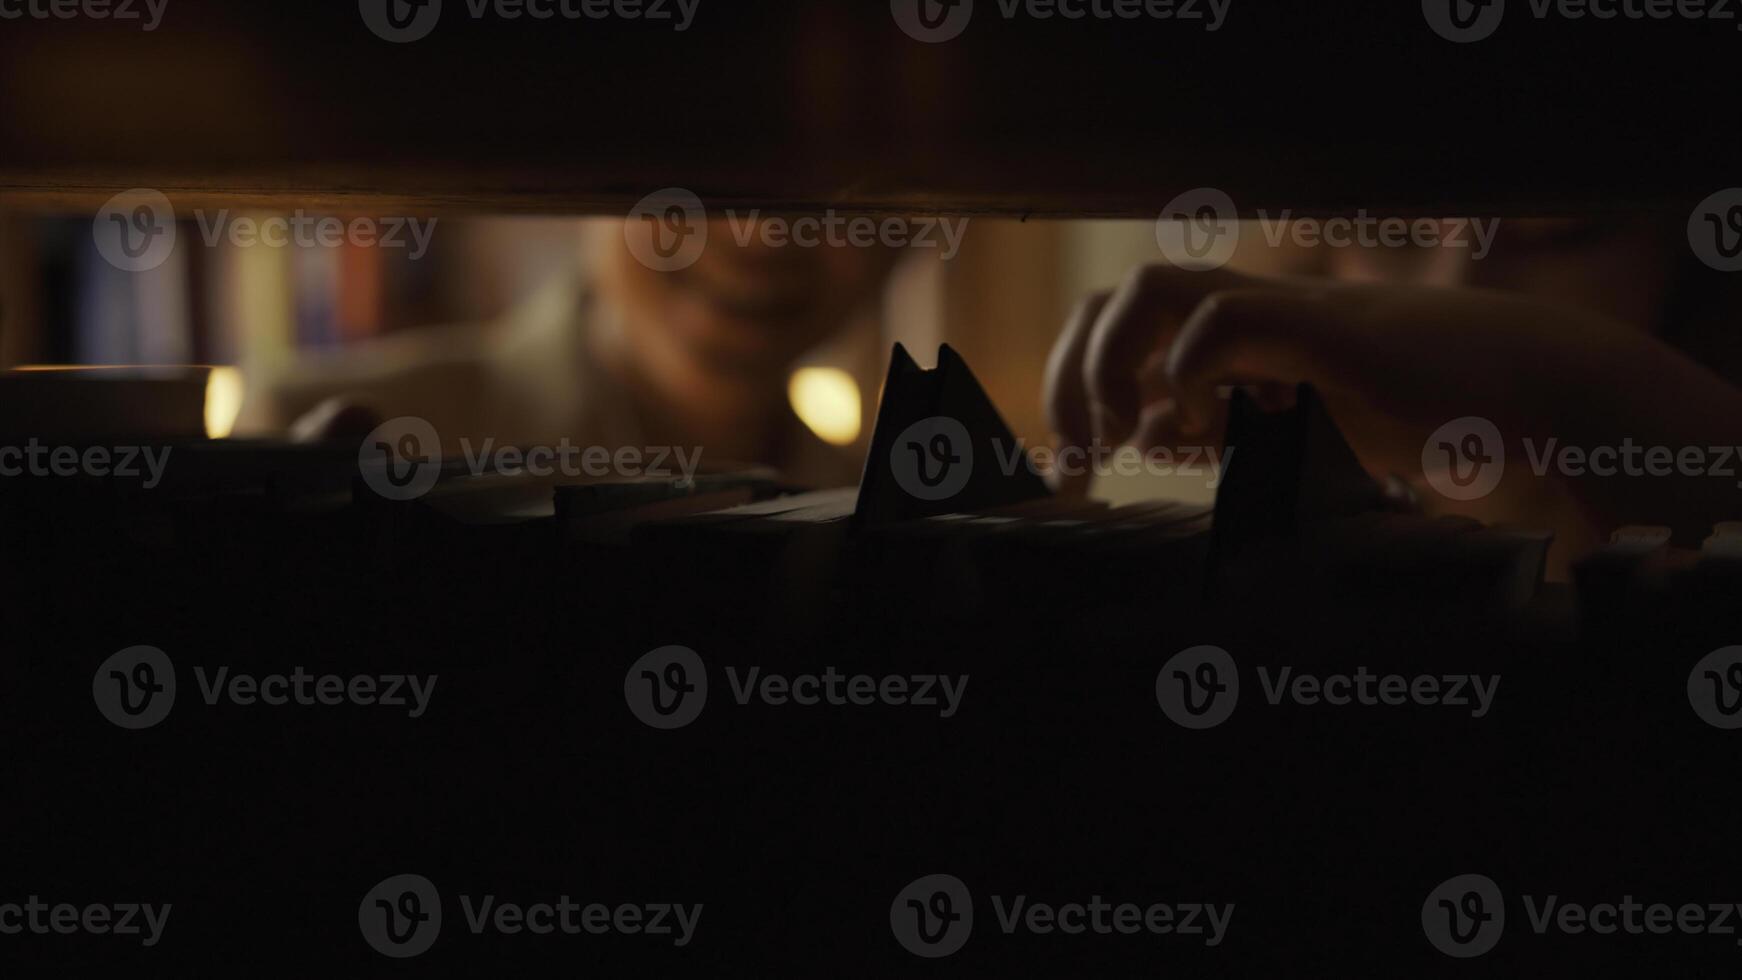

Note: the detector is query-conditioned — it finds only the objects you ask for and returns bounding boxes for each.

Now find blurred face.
[598,217,901,377]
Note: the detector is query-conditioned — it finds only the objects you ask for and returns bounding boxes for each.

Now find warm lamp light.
[787,367,861,447]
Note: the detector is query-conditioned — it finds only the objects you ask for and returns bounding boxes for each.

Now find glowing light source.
[14,365,246,441]
[787,366,861,447]
[204,366,244,439]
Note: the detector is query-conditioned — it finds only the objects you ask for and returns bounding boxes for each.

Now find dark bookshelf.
[0,1,1735,216]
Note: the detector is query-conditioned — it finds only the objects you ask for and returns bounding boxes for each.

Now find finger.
[1044,291,1111,496]
[1127,398,1185,452]
[1045,291,1111,450]
[1164,289,1337,437]
[1133,354,1293,423]
[1083,263,1257,448]
[1126,397,1233,458]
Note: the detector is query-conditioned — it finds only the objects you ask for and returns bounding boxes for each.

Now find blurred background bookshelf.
[0,214,583,370]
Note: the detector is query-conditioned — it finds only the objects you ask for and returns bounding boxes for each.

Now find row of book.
[20,215,567,368]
